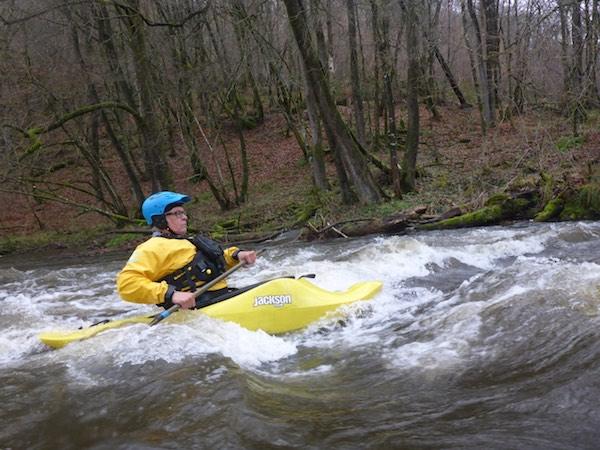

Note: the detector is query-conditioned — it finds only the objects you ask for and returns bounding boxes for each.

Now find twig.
[329,224,349,238]
[315,218,370,235]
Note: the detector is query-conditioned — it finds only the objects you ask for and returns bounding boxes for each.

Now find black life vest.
[159,235,226,293]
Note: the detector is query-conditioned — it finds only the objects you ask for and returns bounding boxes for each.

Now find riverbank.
[1,105,599,257]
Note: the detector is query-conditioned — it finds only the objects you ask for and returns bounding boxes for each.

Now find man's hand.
[172,291,196,309]
[237,250,257,265]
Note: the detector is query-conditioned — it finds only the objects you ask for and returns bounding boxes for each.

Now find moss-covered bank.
[419,181,600,232]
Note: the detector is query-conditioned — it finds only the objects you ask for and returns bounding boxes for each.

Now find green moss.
[584,109,600,124]
[0,229,88,255]
[0,225,144,256]
[485,193,511,207]
[510,175,541,192]
[534,198,564,222]
[560,183,600,220]
[580,184,600,211]
[292,201,319,224]
[26,127,43,139]
[560,204,585,220]
[435,174,449,189]
[540,173,555,203]
[0,237,18,255]
[217,218,239,230]
[209,223,227,240]
[420,191,539,231]
[556,135,584,153]
[420,204,504,230]
[105,234,139,248]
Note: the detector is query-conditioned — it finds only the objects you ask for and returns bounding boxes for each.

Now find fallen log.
[305,206,432,239]
[418,191,540,231]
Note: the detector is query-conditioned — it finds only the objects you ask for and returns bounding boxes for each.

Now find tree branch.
[15,102,141,159]
[0,1,90,25]
[0,186,140,225]
[112,0,210,28]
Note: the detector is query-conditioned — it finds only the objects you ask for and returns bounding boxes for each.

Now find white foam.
[0,327,36,365]
[385,303,484,371]
[58,315,298,370]
[3,221,600,376]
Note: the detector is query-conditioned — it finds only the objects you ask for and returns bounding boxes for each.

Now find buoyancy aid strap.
[156,235,227,308]
[189,235,226,273]
[182,266,197,292]
[160,253,215,290]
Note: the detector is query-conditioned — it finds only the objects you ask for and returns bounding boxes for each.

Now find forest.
[0,0,599,251]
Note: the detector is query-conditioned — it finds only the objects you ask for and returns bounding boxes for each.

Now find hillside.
[0,104,599,255]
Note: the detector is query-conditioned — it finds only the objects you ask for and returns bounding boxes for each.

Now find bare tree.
[370,0,402,196]
[283,0,383,204]
[116,0,173,191]
[400,0,421,193]
[347,0,367,145]
[461,0,496,131]
[3,0,600,231]
[559,0,588,135]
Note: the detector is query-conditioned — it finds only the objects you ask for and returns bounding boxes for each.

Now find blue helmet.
[141,191,191,225]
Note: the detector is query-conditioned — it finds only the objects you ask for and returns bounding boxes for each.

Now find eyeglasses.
[166,210,188,218]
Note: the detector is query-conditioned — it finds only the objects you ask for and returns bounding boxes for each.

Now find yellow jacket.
[116,236,239,304]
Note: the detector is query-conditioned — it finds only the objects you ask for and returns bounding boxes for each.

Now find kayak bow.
[38,277,382,349]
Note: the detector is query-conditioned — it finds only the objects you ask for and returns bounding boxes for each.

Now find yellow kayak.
[39,277,382,349]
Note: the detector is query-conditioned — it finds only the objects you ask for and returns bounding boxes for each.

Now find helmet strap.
[152,215,186,238]
[151,214,169,231]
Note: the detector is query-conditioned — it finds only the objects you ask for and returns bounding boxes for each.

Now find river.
[1,221,600,449]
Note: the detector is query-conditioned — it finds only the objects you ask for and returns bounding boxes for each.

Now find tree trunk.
[94,2,145,207]
[66,5,135,217]
[482,0,500,117]
[401,0,421,193]
[376,0,401,195]
[309,0,334,77]
[95,3,137,108]
[346,0,366,146]
[461,0,493,132]
[379,0,395,138]
[419,1,442,119]
[101,110,145,208]
[231,0,265,124]
[559,0,572,104]
[302,15,354,202]
[433,44,471,108]
[571,0,584,99]
[588,0,600,104]
[283,0,382,205]
[303,65,331,191]
[325,0,336,74]
[570,0,587,133]
[117,0,172,192]
[509,0,529,114]
[559,0,587,135]
[369,0,383,140]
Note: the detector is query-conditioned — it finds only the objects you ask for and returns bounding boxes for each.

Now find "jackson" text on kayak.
[253,295,292,307]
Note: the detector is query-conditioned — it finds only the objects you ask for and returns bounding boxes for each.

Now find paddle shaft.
[150,249,264,326]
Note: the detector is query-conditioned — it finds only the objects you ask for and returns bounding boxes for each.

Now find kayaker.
[116,191,257,310]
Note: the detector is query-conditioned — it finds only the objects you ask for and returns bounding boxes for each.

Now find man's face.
[165,206,188,235]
